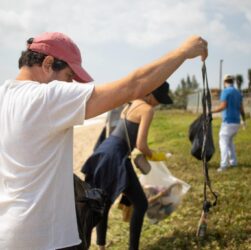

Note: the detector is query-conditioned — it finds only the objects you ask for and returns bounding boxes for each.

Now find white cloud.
[218,0,251,22]
[0,0,250,51]
[0,0,250,87]
[0,10,26,48]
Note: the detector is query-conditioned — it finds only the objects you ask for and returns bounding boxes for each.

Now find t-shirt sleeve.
[46,81,94,131]
[220,89,228,102]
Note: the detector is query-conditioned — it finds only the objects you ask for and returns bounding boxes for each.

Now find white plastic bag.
[139,161,190,223]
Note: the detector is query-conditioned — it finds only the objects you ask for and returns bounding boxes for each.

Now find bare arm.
[136,106,154,157]
[85,35,208,119]
[211,101,227,113]
[240,103,246,122]
[212,100,246,123]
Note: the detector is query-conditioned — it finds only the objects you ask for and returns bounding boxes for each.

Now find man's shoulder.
[0,80,47,94]
[222,86,240,95]
[48,80,94,91]
[221,88,230,98]
[231,87,242,97]
[222,87,242,104]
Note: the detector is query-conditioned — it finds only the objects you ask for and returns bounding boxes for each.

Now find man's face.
[41,56,75,83]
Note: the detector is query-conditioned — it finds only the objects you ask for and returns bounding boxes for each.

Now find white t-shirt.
[0,80,94,250]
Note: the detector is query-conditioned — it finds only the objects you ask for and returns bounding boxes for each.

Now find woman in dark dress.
[81,81,172,250]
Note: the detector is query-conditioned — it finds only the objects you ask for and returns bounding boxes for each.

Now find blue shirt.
[220,86,242,124]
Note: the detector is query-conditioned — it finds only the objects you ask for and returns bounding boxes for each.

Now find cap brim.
[70,63,93,83]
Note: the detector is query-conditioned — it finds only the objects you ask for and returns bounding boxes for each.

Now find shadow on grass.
[209,162,251,170]
[144,228,251,250]
[238,163,251,168]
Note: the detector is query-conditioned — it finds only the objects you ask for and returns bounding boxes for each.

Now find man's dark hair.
[225,79,234,84]
[18,38,68,71]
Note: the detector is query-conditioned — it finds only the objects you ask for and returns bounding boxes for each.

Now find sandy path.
[73,121,105,178]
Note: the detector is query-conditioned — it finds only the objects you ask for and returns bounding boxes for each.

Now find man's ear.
[42,56,54,73]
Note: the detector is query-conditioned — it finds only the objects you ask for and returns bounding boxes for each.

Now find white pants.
[219,123,240,168]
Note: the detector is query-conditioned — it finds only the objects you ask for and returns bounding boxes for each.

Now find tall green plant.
[174,75,199,109]
[236,74,243,90]
[248,69,251,89]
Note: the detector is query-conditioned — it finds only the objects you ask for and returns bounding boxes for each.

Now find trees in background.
[173,75,199,109]
[248,69,251,89]
[236,74,243,90]
[236,69,251,95]
[168,68,251,110]
[235,69,251,91]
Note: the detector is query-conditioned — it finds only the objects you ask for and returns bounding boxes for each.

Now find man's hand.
[241,120,247,130]
[179,35,208,61]
[211,101,227,113]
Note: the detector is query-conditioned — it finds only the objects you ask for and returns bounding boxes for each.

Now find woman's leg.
[123,166,148,250]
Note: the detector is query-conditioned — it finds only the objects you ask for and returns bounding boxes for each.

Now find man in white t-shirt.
[0,32,208,250]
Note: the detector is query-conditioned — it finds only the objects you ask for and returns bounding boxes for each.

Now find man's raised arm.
[86,35,208,119]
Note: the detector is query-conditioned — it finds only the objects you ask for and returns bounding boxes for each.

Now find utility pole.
[219,59,223,91]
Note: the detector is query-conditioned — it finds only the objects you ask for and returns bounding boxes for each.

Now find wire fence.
[187,90,251,117]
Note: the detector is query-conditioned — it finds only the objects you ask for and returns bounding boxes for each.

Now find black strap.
[201,62,218,209]
[122,102,145,156]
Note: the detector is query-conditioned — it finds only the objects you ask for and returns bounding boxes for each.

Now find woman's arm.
[135,105,154,157]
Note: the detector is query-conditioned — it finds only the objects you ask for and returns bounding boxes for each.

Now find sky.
[0,0,251,91]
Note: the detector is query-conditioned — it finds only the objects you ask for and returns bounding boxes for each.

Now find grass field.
[90,110,251,250]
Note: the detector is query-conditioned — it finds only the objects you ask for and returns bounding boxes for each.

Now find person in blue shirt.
[212,75,245,172]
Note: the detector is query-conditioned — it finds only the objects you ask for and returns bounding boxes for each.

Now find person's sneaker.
[217,166,228,172]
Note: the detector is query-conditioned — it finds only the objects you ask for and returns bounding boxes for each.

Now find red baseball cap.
[27,32,93,83]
